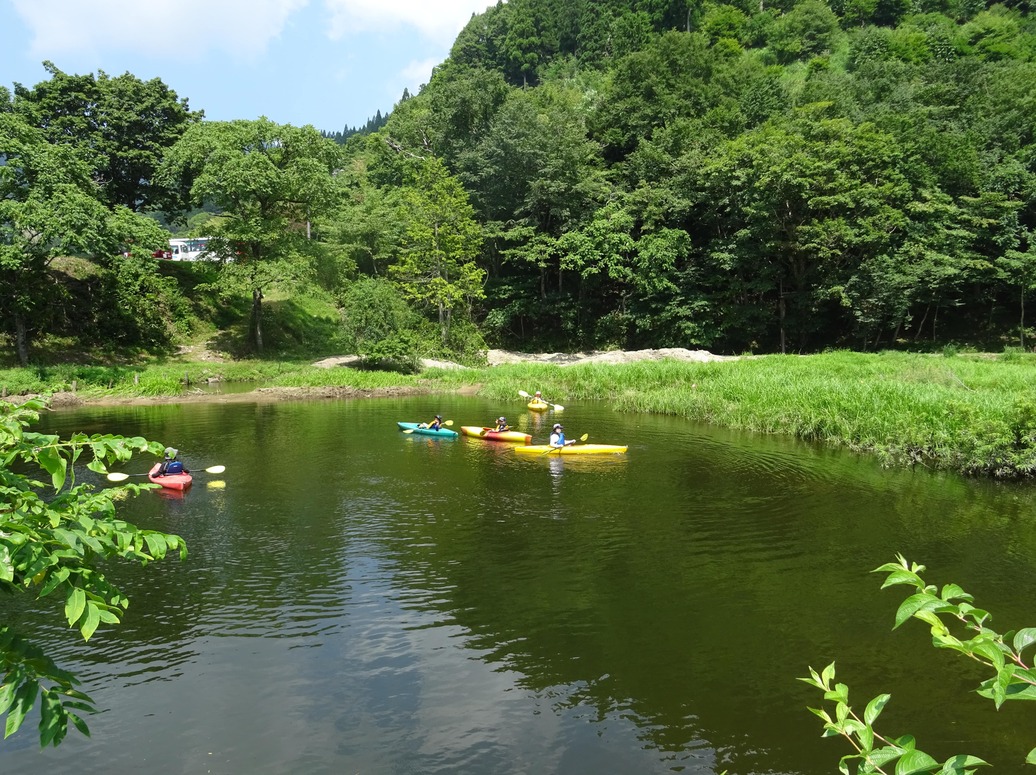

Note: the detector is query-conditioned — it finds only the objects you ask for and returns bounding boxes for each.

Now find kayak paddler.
[549,423,576,448]
[421,415,444,431]
[494,416,510,432]
[157,447,190,476]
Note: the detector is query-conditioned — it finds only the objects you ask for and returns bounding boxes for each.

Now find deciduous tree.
[160,119,343,353]
[13,61,201,213]
[0,398,185,747]
[0,113,166,364]
[391,156,485,347]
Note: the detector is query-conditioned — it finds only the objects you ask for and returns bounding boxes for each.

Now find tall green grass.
[3,350,1034,477]
[459,353,1036,477]
[527,353,1035,477]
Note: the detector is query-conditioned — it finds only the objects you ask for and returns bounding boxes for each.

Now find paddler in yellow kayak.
[549,423,577,448]
[494,416,510,432]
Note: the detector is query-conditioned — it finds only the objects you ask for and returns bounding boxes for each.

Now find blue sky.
[0,0,495,133]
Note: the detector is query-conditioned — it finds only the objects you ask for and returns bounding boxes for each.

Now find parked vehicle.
[168,237,214,261]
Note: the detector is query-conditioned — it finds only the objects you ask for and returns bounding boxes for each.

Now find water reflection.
[4,398,1035,775]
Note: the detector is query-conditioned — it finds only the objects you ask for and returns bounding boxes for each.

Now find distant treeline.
[321,105,393,144]
[355,0,1036,354]
[5,1,1036,367]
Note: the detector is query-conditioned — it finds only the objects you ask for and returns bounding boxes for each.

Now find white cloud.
[10,0,309,61]
[323,0,495,44]
[399,56,441,91]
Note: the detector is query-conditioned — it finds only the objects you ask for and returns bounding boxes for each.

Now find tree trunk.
[913,305,930,342]
[14,313,29,366]
[778,278,787,355]
[251,287,264,353]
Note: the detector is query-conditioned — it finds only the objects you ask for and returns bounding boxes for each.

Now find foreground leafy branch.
[0,397,187,746]
[803,554,1036,773]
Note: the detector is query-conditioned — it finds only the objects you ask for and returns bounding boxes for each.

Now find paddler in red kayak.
[494,416,510,432]
[157,447,191,476]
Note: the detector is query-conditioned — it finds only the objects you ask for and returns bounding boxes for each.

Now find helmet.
[498,416,506,422]
[164,447,178,458]
[435,415,442,420]
[535,391,541,397]
[553,423,562,430]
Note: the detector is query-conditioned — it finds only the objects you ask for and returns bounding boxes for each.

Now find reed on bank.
[2,350,1034,477]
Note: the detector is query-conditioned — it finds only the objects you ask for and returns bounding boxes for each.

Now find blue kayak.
[397,421,459,438]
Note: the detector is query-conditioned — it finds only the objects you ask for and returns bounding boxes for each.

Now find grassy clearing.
[534,353,1035,477]
[463,352,1036,477]
[3,350,1034,477]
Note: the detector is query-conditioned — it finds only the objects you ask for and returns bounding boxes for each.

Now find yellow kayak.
[515,444,628,456]
[527,400,551,411]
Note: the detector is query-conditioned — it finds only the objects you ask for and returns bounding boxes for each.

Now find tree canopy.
[7,0,1036,363]
[159,118,344,353]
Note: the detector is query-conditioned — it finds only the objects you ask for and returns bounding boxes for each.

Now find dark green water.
[4,395,1036,774]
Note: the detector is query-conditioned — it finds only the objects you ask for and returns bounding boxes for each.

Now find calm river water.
[3,394,1036,774]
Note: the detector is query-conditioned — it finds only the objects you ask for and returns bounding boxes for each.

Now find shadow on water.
[5,397,1036,774]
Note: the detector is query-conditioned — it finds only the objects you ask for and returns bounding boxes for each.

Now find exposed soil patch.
[487,348,736,366]
[313,348,735,371]
[38,348,732,409]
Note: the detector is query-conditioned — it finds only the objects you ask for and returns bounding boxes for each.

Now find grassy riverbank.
[3,350,1035,477]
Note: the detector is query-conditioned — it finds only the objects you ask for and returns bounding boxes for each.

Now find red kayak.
[149,463,193,491]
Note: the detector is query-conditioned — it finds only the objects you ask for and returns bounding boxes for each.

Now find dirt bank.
[46,384,431,409]
[486,348,736,366]
[40,347,732,409]
[311,348,735,371]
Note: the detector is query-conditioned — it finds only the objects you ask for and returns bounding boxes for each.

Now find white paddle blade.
[106,472,130,482]
[552,404,565,411]
[518,390,530,398]
[205,465,226,474]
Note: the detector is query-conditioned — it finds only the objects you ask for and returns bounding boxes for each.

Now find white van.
[168,237,214,261]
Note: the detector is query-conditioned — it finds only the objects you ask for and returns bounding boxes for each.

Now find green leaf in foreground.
[0,399,185,746]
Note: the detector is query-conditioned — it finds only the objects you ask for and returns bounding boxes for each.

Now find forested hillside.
[359,0,1036,354]
[4,0,1036,366]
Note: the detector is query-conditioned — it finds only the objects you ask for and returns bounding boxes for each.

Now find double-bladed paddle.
[106,465,226,482]
[518,390,565,411]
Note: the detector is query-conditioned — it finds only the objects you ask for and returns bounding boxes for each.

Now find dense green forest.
[3,0,1036,367]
